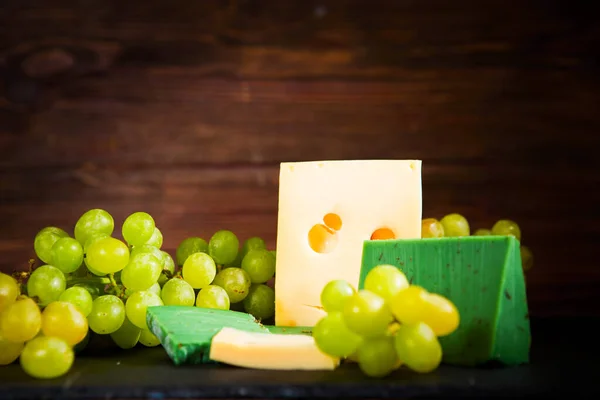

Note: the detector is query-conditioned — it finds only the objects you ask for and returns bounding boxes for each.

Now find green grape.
[147,282,161,297]
[88,295,126,334]
[145,227,163,248]
[51,237,84,274]
[521,245,534,272]
[0,272,20,313]
[139,329,161,347]
[130,244,166,267]
[440,213,470,237]
[182,252,216,289]
[243,284,274,320]
[208,230,239,265]
[357,336,399,378]
[59,286,93,316]
[342,290,393,338]
[74,209,114,245]
[313,311,362,358]
[320,280,355,313]
[0,297,42,343]
[474,228,492,236]
[158,251,175,286]
[196,285,230,311]
[228,236,266,267]
[389,285,429,325]
[125,291,163,330]
[34,226,69,264]
[110,316,141,349]
[41,301,88,346]
[363,265,409,301]
[212,267,251,303]
[241,249,275,284]
[20,336,74,379]
[0,331,24,365]
[421,218,445,238]
[161,278,195,306]
[121,253,162,291]
[176,237,208,266]
[27,265,66,306]
[394,322,442,373]
[492,219,522,241]
[86,237,130,274]
[122,212,155,247]
[72,282,101,299]
[84,234,109,276]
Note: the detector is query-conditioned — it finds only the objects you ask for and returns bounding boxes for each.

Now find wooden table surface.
[1,0,599,318]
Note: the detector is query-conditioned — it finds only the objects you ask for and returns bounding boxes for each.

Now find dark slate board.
[0,317,598,399]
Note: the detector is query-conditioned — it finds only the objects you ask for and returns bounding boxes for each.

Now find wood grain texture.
[1,0,599,317]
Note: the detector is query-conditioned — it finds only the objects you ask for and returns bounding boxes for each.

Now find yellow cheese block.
[275,160,422,327]
[209,327,340,370]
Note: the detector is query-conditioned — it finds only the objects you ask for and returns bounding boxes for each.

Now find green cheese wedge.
[360,236,530,367]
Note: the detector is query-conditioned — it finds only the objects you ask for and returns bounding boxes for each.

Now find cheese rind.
[209,327,340,370]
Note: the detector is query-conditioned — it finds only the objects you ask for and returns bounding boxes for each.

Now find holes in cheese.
[323,213,342,231]
[308,213,343,253]
[371,228,396,240]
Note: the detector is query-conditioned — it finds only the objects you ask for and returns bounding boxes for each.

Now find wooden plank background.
[1,0,599,317]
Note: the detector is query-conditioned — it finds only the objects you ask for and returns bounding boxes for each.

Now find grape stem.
[108,273,125,298]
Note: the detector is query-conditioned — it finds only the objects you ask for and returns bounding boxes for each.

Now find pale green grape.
[421,218,444,238]
[139,329,161,347]
[27,265,66,306]
[182,252,216,289]
[389,285,429,325]
[243,284,274,320]
[130,244,166,266]
[0,331,24,365]
[83,234,109,276]
[121,253,162,291]
[20,336,74,379]
[241,249,275,284]
[440,213,470,237]
[342,290,393,338]
[196,285,230,311]
[88,295,126,334]
[208,230,239,265]
[158,251,175,286]
[147,282,161,297]
[521,245,534,272]
[144,227,163,248]
[59,286,93,317]
[474,228,492,236]
[176,237,208,266]
[363,265,409,301]
[212,267,251,303]
[0,297,41,342]
[41,301,88,346]
[357,336,399,378]
[86,237,130,274]
[0,272,20,313]
[394,322,442,373]
[122,212,155,247]
[228,236,266,267]
[320,280,355,313]
[34,226,69,264]
[110,316,141,349]
[492,219,522,241]
[51,237,84,274]
[125,291,163,329]
[313,311,362,358]
[161,278,195,306]
[74,209,114,245]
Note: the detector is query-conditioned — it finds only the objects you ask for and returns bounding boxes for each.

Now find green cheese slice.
[360,236,530,366]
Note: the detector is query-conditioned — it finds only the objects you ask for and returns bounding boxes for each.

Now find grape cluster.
[421,214,533,273]
[313,265,459,378]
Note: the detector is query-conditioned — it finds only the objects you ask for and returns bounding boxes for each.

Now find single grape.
[51,237,84,274]
[0,331,24,365]
[161,278,195,306]
[212,267,251,303]
[357,336,399,378]
[474,229,492,236]
[421,218,445,238]
[74,209,114,245]
[363,265,409,301]
[320,280,355,313]
[130,244,166,267]
[342,290,393,338]
[139,329,161,347]
[147,282,162,297]
[0,272,20,313]
[196,285,230,311]
[394,322,442,373]
[208,230,239,265]
[122,212,156,247]
[440,213,470,237]
[176,237,208,266]
[521,245,534,272]
[27,265,66,306]
[20,336,74,379]
[182,252,216,289]
[125,291,163,330]
[34,227,69,264]
[41,301,88,346]
[228,236,266,267]
[422,293,460,336]
[110,316,141,349]
[241,249,275,284]
[88,295,126,334]
[59,286,93,316]
[389,285,429,325]
[86,237,130,274]
[145,227,163,248]
[0,297,41,342]
[121,253,162,291]
[313,311,362,358]
[492,219,522,241]
[243,284,274,320]
[158,251,176,286]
